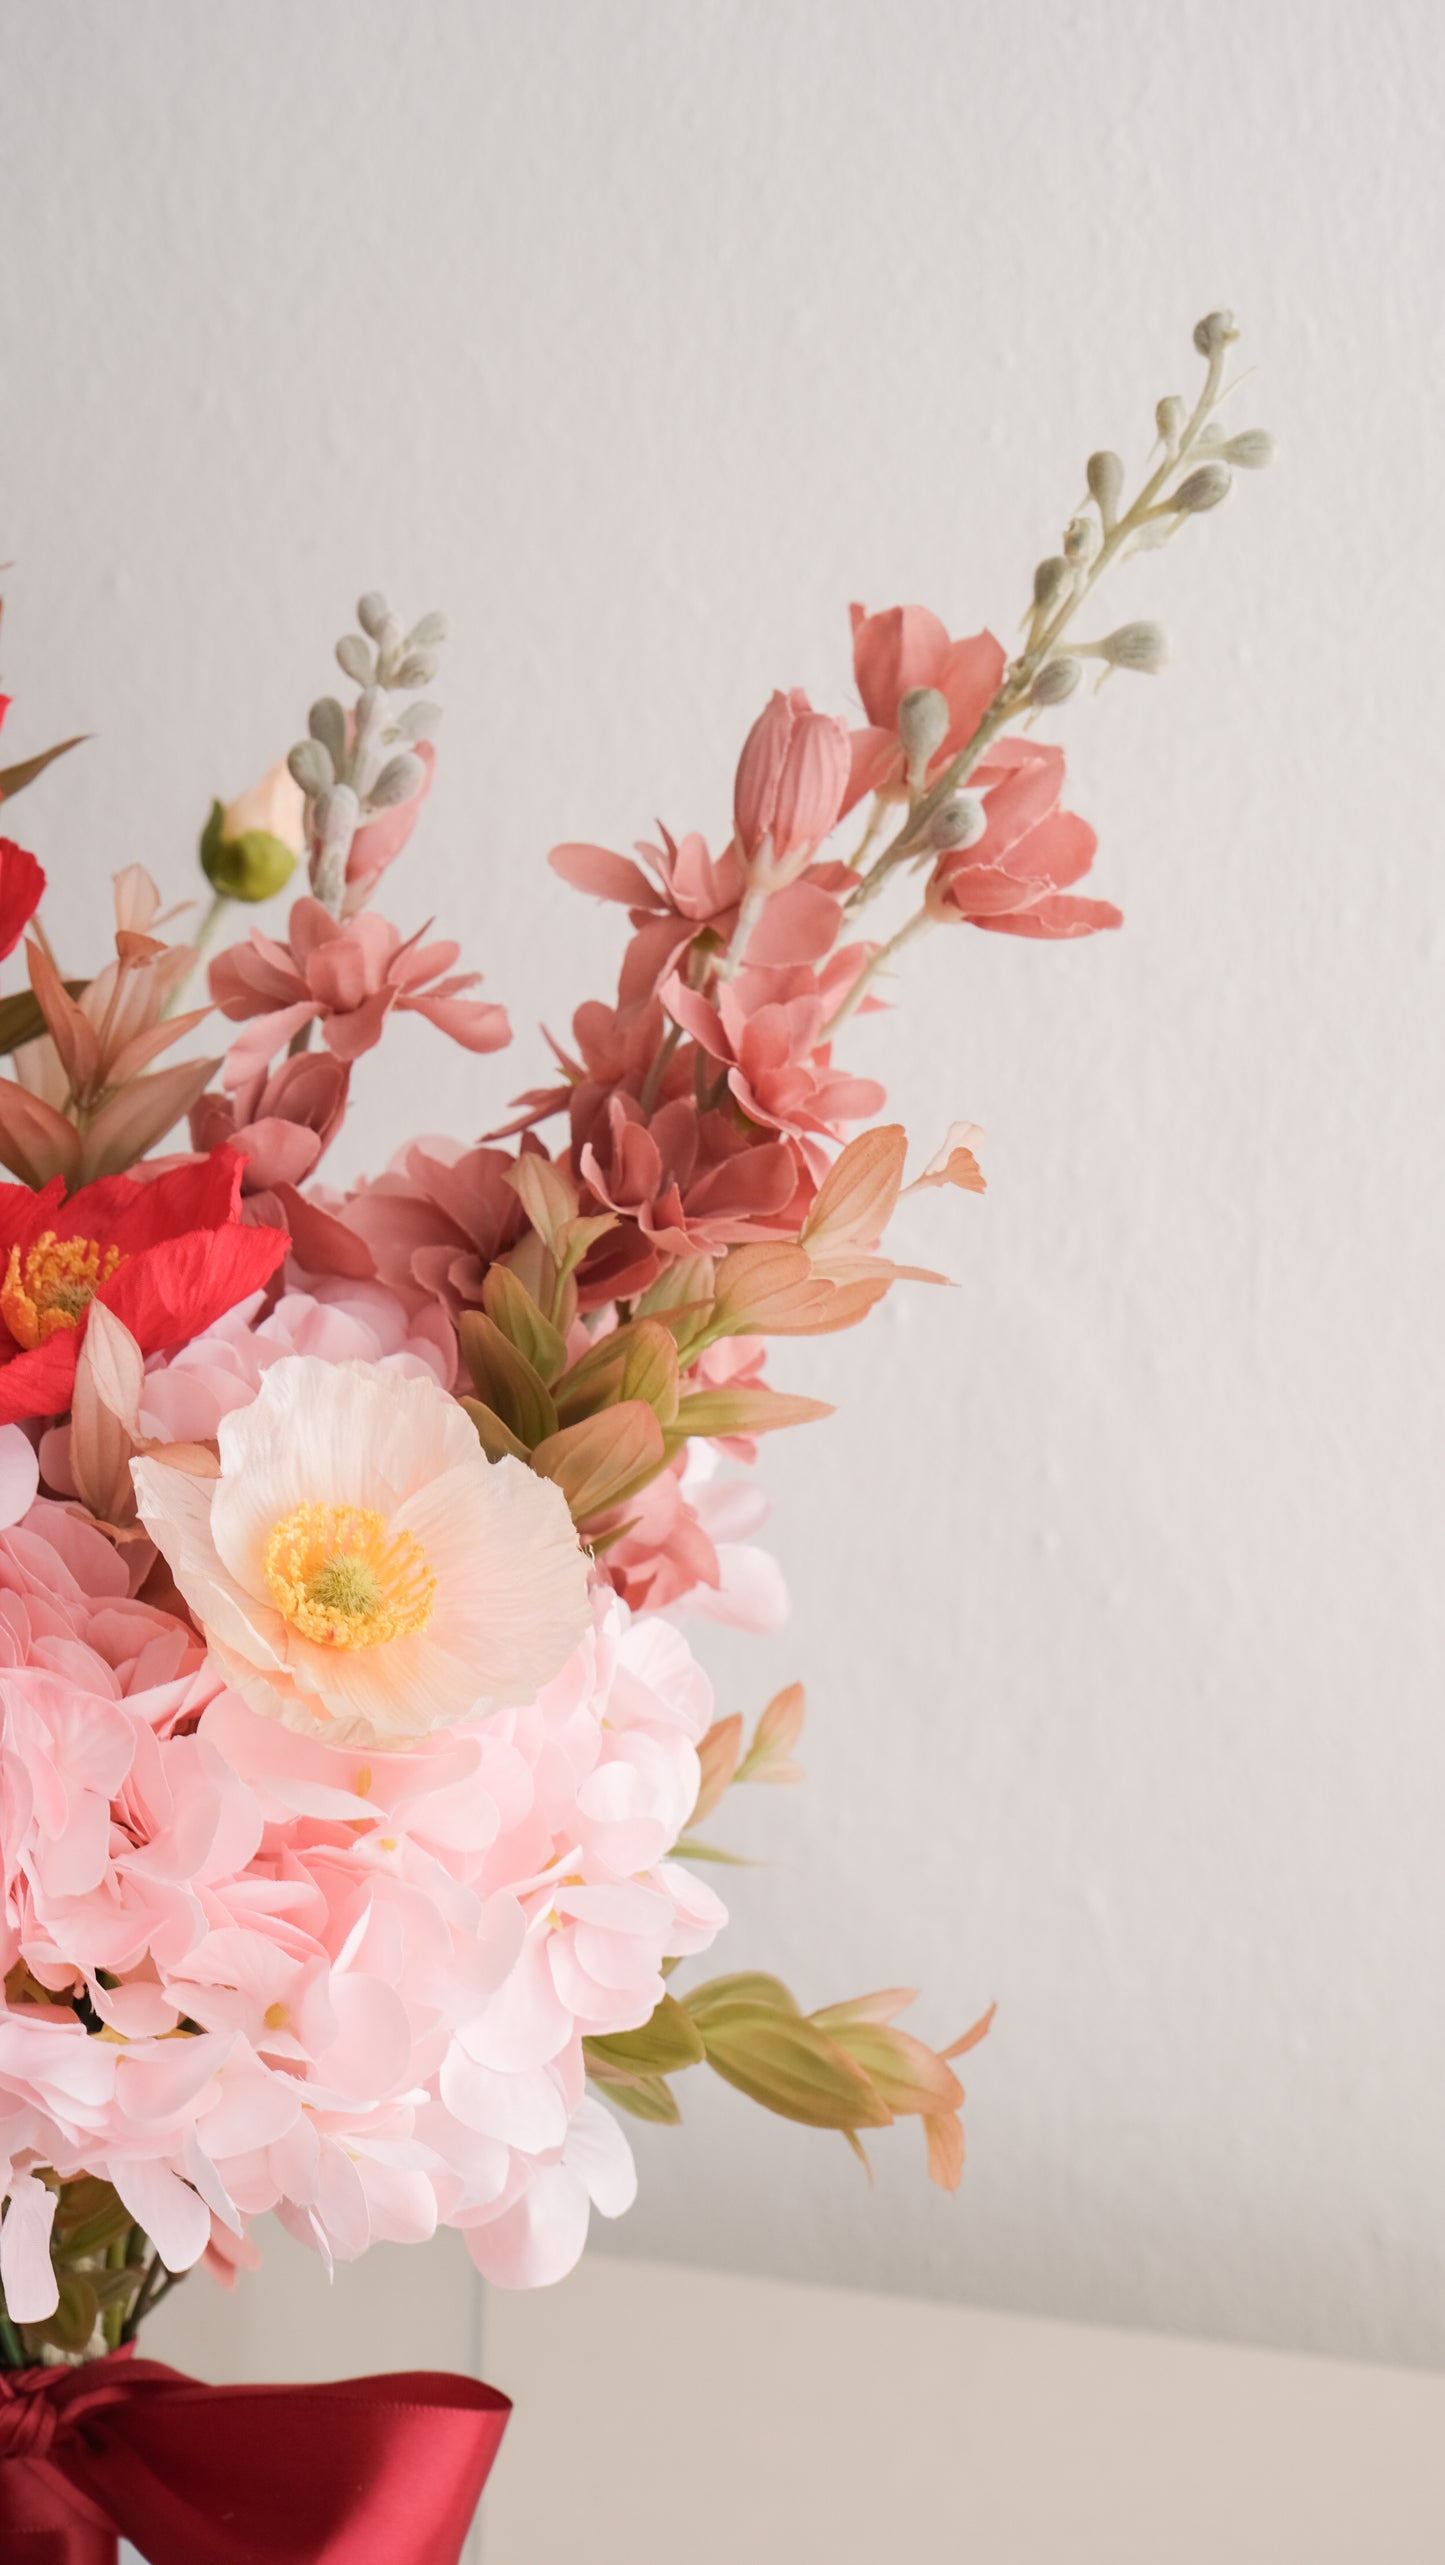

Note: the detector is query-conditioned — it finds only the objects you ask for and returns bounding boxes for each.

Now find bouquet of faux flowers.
[0,313,1268,2560]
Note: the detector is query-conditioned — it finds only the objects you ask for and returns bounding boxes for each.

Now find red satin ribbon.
[0,2346,510,2564]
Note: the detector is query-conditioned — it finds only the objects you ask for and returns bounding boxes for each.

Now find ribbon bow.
[0,2347,510,2564]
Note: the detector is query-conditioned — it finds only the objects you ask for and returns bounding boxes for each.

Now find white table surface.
[131,2244,1445,2563]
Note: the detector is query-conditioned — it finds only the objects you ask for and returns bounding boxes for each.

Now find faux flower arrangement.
[0,314,1268,2557]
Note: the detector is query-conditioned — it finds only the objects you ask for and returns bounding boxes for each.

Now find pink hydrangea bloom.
[0,1476,724,2309]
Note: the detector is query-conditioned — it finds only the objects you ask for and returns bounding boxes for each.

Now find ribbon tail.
[67,2363,512,2565]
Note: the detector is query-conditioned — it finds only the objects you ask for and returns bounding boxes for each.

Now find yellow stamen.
[1,1233,124,1350]
[264,1501,436,1649]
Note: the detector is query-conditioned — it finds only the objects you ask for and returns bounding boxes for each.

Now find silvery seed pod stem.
[1086,450,1125,528]
[1220,429,1276,470]
[1029,655,1084,706]
[356,593,391,640]
[308,698,348,771]
[336,635,374,687]
[369,752,425,809]
[898,686,950,786]
[1170,460,1233,515]
[287,739,334,798]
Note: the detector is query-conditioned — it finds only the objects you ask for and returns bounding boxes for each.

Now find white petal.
[0,2174,58,2321]
[0,1425,39,1531]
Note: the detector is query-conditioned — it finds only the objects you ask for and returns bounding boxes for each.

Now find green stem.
[0,2302,26,2369]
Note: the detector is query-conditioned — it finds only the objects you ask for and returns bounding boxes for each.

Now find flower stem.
[0,2303,24,2370]
[821,904,932,1042]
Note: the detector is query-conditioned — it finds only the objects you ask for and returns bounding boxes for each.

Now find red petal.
[101,1217,287,1352]
[0,841,47,962]
[975,895,1123,939]
[0,1333,82,1424]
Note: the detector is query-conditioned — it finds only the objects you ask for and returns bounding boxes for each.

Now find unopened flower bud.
[1063,514,1101,566]
[1033,555,1071,611]
[1096,620,1169,674]
[1156,394,1186,447]
[1086,450,1125,524]
[897,686,950,783]
[356,592,391,639]
[199,761,305,903]
[336,635,374,687]
[407,611,448,649]
[288,738,334,798]
[308,697,348,770]
[393,648,441,690]
[1029,655,1083,706]
[368,752,426,810]
[1219,428,1276,470]
[926,791,986,852]
[1171,460,1233,514]
[1192,309,1238,358]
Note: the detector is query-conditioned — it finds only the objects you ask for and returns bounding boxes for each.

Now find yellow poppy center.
[263,1501,436,1649]
[1,1232,125,1350]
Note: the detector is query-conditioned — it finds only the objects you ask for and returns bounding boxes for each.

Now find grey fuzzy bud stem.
[308,698,348,770]
[393,647,441,690]
[898,686,950,785]
[336,635,374,687]
[1170,460,1233,515]
[369,752,425,809]
[1193,309,1238,358]
[395,700,443,742]
[407,611,448,649]
[1033,555,1072,611]
[1086,450,1125,527]
[1094,620,1169,674]
[1029,655,1084,706]
[1219,428,1276,470]
[357,593,391,640]
[1155,394,1186,451]
[288,738,334,798]
[1063,514,1101,567]
[926,791,986,852]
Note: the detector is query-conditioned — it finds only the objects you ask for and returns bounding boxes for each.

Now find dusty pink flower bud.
[733,688,850,878]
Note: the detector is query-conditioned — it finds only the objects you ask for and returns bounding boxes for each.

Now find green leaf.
[482,1264,568,1385]
[0,733,88,802]
[0,979,88,1055]
[673,1384,833,1439]
[700,2013,893,2132]
[588,2068,682,2124]
[459,1396,531,1464]
[530,1399,667,1523]
[668,1835,752,1866]
[555,1318,680,1427]
[684,1972,802,2031]
[584,1992,705,2077]
[456,1312,558,1447]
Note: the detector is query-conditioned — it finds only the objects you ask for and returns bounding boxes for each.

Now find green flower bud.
[199,800,299,903]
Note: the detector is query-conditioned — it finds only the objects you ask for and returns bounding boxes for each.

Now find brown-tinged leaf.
[481,1264,568,1385]
[800,1123,907,1253]
[0,733,88,802]
[78,1057,221,1182]
[25,937,101,1094]
[530,1399,668,1524]
[735,1681,806,1785]
[0,1077,81,1186]
[689,1713,744,1825]
[69,1301,145,1525]
[673,1384,833,1439]
[503,1152,578,1258]
[460,1397,531,1465]
[456,1311,558,1447]
[104,1003,214,1089]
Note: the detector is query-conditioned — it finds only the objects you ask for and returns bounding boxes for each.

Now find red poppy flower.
[0,1145,288,1424]
[0,838,46,960]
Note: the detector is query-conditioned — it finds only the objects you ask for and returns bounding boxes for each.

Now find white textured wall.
[2,0,1443,2372]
